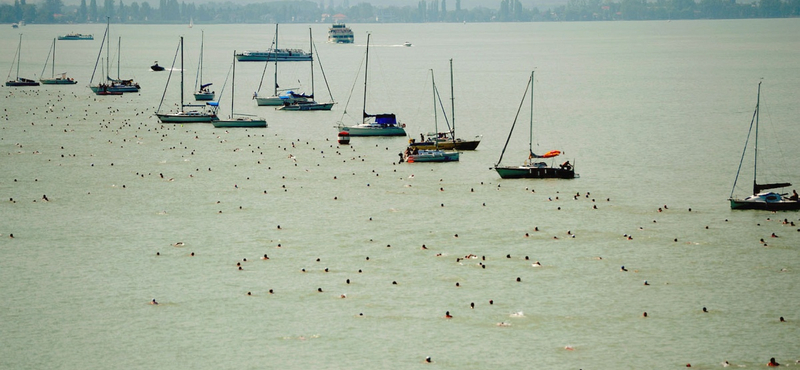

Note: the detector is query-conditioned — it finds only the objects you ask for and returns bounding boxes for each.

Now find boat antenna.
[729,82,760,198]
[495,72,533,167]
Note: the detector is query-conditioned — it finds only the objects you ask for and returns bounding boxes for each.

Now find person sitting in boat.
[560,161,572,170]
[790,190,798,201]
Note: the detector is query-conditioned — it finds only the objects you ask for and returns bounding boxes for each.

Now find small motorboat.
[150,61,164,71]
[403,41,412,47]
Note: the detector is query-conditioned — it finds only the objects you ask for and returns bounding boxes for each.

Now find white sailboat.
[39,38,77,85]
[213,51,267,128]
[279,28,335,111]
[336,34,406,137]
[254,24,310,107]
[155,37,218,123]
[89,18,140,94]
[193,31,214,101]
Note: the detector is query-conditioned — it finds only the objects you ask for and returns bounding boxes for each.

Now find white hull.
[339,124,406,137]
[156,111,218,123]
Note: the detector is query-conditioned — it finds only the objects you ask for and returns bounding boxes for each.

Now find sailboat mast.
[309,28,315,99]
[231,50,235,118]
[16,34,22,80]
[362,33,370,121]
[753,81,761,193]
[529,71,535,155]
[199,31,204,89]
[117,37,121,79]
[180,36,184,110]
[273,24,278,96]
[51,38,56,78]
[105,17,110,82]
[449,58,455,137]
[431,69,438,134]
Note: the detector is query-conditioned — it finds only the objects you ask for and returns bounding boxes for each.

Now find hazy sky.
[6,0,567,11]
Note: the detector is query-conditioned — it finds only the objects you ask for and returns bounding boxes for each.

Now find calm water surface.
[1,20,799,369]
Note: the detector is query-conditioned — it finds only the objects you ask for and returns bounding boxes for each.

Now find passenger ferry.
[328,23,354,44]
[58,33,94,40]
[234,49,311,62]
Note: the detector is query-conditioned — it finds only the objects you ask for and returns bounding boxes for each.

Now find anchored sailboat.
[155,37,218,123]
[279,28,335,111]
[729,82,799,210]
[212,51,267,128]
[5,34,39,87]
[254,24,310,106]
[193,31,215,101]
[409,59,480,150]
[89,18,140,94]
[494,71,575,179]
[40,38,77,85]
[336,34,406,137]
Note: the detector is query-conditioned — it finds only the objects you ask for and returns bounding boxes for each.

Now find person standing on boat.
[790,190,798,201]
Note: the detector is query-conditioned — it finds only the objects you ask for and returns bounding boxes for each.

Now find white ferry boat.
[234,49,311,62]
[58,33,94,40]
[328,23,354,44]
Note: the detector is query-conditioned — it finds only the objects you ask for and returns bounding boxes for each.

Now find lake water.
[1,19,799,369]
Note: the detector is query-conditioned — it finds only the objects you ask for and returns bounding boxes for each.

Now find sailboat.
[254,24,310,106]
[403,69,459,163]
[279,28,335,111]
[89,18,140,94]
[155,37,219,123]
[729,82,799,210]
[193,31,214,101]
[39,38,77,85]
[212,51,267,128]
[5,34,40,87]
[409,59,480,150]
[494,71,575,179]
[336,34,406,137]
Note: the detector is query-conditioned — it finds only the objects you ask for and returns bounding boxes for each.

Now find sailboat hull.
[279,102,334,111]
[256,96,308,106]
[40,78,77,85]
[212,118,267,128]
[194,92,215,101]
[495,166,575,179]
[730,193,800,211]
[156,112,218,123]
[410,138,481,151]
[339,125,406,136]
[6,79,40,87]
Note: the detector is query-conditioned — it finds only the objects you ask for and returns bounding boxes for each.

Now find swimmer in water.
[444,311,452,319]
[768,358,779,367]
[150,299,158,305]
